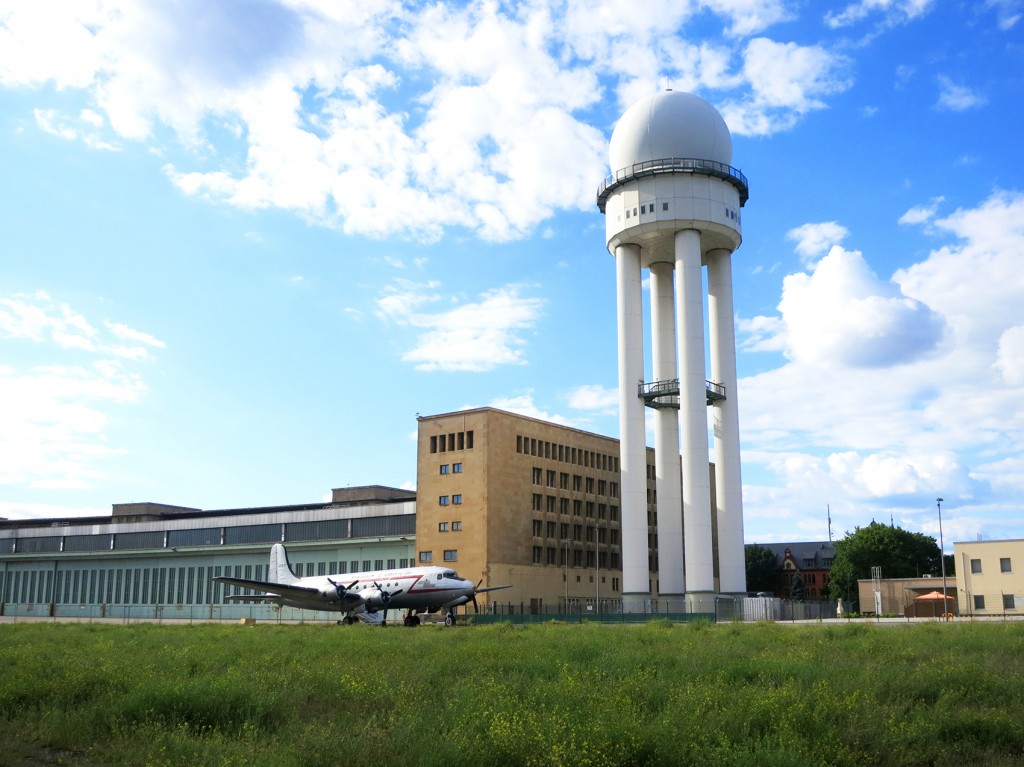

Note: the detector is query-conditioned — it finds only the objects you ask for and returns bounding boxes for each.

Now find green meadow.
[1,620,1022,767]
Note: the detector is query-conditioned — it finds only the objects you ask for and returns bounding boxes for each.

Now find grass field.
[1,620,1022,767]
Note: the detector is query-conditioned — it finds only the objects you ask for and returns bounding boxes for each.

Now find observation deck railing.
[638,378,726,409]
[597,157,749,212]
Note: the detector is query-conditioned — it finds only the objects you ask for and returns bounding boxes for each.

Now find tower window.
[663,202,668,211]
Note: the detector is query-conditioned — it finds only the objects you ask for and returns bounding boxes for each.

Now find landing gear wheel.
[404,615,421,627]
[342,616,356,625]
[444,612,456,627]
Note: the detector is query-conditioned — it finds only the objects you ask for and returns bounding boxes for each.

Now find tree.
[829,522,941,611]
[745,544,782,595]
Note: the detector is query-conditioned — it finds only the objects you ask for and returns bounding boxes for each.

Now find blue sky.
[2,0,1022,551]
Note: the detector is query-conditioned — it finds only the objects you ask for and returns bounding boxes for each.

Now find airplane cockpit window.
[442,570,457,580]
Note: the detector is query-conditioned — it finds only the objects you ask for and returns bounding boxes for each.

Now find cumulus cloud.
[1,0,860,240]
[376,281,544,372]
[773,246,946,368]
[786,221,849,264]
[720,39,853,135]
[741,189,1024,543]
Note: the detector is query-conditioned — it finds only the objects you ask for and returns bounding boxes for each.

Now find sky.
[1,0,1022,552]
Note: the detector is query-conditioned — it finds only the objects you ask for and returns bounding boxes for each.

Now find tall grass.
[1,621,1022,766]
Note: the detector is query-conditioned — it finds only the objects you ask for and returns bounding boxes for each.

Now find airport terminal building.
[1,408,734,621]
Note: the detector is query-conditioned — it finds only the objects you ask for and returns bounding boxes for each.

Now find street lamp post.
[937,497,949,620]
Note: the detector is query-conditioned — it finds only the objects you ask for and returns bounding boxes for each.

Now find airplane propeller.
[327,578,358,603]
[373,581,404,608]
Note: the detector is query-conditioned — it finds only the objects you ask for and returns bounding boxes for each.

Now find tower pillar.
[650,261,685,604]
[675,229,715,608]
[616,243,650,611]
[708,248,746,594]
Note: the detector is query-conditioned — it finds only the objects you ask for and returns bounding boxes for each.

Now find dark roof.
[747,541,836,568]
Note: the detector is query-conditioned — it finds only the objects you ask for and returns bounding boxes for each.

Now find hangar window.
[974,595,985,610]
[452,494,462,505]
[971,559,982,574]
[1003,594,1016,610]
[452,521,462,531]
[439,495,449,506]
[440,464,449,475]
[439,522,448,533]
[663,202,668,211]
[533,520,542,536]
[453,462,462,473]
[444,550,458,562]
[532,546,542,564]
[419,551,432,563]
[1001,557,1012,573]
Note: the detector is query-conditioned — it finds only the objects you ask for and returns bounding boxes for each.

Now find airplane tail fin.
[269,543,299,585]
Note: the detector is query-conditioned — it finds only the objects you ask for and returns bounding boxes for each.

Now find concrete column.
[649,261,685,601]
[615,243,650,610]
[674,230,715,603]
[708,248,746,594]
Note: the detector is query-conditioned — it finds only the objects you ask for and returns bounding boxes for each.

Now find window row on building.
[530,545,618,569]
[530,467,620,498]
[969,556,1013,574]
[0,556,418,608]
[438,462,463,475]
[428,430,474,453]
[418,550,458,563]
[531,519,618,545]
[530,493,620,522]
[437,521,462,532]
[972,594,1019,611]
[516,435,619,473]
[1,514,415,555]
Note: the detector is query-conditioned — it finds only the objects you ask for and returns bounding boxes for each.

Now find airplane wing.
[213,575,324,601]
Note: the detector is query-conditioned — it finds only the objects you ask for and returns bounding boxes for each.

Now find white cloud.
[33,108,120,150]
[488,391,573,426]
[774,245,945,368]
[376,282,544,372]
[3,0,857,239]
[994,326,1024,385]
[986,0,1023,30]
[0,292,161,490]
[566,384,618,412]
[898,196,945,226]
[935,75,986,111]
[721,39,853,135]
[740,189,1024,541]
[786,221,849,264]
[825,0,936,29]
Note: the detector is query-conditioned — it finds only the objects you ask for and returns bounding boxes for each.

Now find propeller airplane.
[213,543,509,626]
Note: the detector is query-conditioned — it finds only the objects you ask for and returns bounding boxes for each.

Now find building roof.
[748,541,836,568]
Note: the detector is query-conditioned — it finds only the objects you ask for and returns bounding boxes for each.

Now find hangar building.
[1,408,732,620]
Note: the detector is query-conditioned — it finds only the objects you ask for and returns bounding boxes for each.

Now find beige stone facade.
[416,407,721,614]
[954,539,1024,616]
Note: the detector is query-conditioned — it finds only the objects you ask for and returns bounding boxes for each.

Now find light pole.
[937,497,949,619]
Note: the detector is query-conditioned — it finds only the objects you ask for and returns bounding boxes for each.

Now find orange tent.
[914,590,954,601]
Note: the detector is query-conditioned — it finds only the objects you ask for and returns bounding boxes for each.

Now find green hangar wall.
[0,486,415,622]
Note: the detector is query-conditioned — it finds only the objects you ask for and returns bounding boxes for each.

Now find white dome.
[608,91,733,172]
